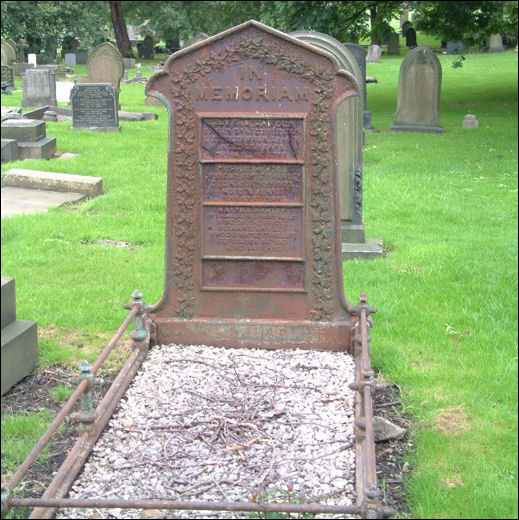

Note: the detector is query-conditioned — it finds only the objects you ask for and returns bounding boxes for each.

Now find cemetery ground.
[1,50,517,519]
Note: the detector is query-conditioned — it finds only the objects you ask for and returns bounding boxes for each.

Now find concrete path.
[1,186,85,218]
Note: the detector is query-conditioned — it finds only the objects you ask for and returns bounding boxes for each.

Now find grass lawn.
[1,46,518,519]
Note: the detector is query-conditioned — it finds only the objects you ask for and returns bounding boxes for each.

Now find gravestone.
[1,65,14,87]
[16,38,27,63]
[165,38,181,54]
[462,114,479,127]
[123,57,135,69]
[2,42,16,66]
[1,277,38,395]
[446,40,463,54]
[290,31,376,254]
[366,44,381,63]
[387,33,400,55]
[138,34,155,59]
[145,20,361,350]
[76,50,88,64]
[70,83,120,131]
[488,34,504,52]
[21,67,57,107]
[405,27,417,48]
[343,43,373,131]
[80,42,124,107]
[1,118,56,160]
[28,53,37,66]
[390,46,443,134]
[64,53,77,66]
[182,32,209,48]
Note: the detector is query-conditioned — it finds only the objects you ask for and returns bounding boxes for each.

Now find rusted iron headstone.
[146,20,360,351]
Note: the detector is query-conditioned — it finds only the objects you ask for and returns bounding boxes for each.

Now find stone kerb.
[390,45,444,134]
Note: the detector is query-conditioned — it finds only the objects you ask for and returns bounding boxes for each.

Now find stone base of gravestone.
[342,224,365,243]
[390,122,444,134]
[342,238,384,260]
[17,137,56,159]
[1,119,57,159]
[1,277,38,395]
[1,139,19,162]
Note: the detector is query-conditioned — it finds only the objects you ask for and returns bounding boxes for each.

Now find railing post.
[72,361,104,431]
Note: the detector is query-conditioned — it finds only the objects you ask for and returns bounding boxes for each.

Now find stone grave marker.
[462,114,479,127]
[390,46,443,134]
[290,32,377,255]
[1,118,56,159]
[405,27,417,48]
[1,42,16,66]
[446,40,463,54]
[366,44,381,63]
[387,33,400,55]
[344,42,373,131]
[146,20,362,350]
[488,34,504,52]
[70,83,120,131]
[79,42,124,107]
[21,67,57,107]
[1,64,14,87]
[28,53,37,66]
[64,53,77,66]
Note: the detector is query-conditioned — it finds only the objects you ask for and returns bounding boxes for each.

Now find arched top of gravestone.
[289,30,362,99]
[2,42,16,65]
[87,42,124,82]
[1,47,8,65]
[5,39,18,57]
[182,32,209,49]
[401,45,441,78]
[147,20,359,97]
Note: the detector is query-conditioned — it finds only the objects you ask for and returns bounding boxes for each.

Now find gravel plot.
[56,344,357,519]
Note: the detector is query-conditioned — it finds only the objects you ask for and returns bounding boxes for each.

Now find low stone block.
[14,62,34,76]
[1,139,19,163]
[1,319,38,395]
[2,168,103,196]
[142,112,159,120]
[1,277,16,329]
[342,238,384,260]
[1,118,46,142]
[17,136,56,160]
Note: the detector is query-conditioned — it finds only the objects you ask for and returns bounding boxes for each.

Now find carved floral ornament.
[150,31,356,321]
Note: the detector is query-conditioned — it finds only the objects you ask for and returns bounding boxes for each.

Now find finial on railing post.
[124,289,152,350]
[72,360,104,432]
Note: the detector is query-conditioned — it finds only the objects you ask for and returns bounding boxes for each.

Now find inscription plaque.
[146,20,360,350]
[201,117,304,161]
[70,83,120,130]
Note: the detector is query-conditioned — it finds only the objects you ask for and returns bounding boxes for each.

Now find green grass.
[49,383,75,403]
[2,49,518,519]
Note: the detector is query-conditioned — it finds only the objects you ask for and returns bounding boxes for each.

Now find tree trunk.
[370,6,381,46]
[109,0,134,58]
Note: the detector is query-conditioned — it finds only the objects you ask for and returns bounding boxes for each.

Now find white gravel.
[56,344,357,519]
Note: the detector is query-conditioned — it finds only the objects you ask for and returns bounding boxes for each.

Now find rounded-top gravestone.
[1,42,16,66]
[390,46,443,134]
[85,42,124,93]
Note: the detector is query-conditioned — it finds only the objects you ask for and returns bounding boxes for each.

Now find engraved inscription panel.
[71,83,118,128]
[203,163,303,203]
[202,206,303,258]
[201,117,304,161]
[202,260,304,290]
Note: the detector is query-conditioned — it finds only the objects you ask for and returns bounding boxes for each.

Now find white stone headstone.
[488,34,504,52]
[56,81,75,103]
[64,53,77,66]
[366,45,382,63]
[28,53,37,66]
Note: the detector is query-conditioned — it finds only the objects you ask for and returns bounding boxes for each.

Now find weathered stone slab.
[446,40,463,54]
[387,33,400,55]
[390,46,443,134]
[1,118,46,141]
[366,44,381,63]
[21,67,57,107]
[1,64,14,87]
[2,168,103,196]
[64,53,76,66]
[14,62,34,76]
[488,33,504,52]
[71,83,120,131]
[1,139,19,162]
[462,114,479,127]
[17,136,56,160]
[145,20,360,350]
[1,186,86,218]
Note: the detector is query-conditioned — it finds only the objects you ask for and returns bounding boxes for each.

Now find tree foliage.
[1,1,110,53]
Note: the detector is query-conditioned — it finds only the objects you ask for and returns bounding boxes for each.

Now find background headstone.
[76,50,88,64]
[406,27,417,48]
[390,46,443,134]
[366,44,382,63]
[462,114,479,127]
[182,32,209,48]
[56,81,75,103]
[21,68,57,107]
[64,53,77,66]
[488,34,504,52]
[28,53,37,66]
[446,40,463,54]
[1,42,16,66]
[387,33,400,55]
[343,43,374,131]
[123,57,135,69]
[71,83,120,131]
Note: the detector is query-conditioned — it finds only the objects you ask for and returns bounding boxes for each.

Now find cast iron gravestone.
[390,46,443,134]
[70,83,120,131]
[146,20,360,350]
